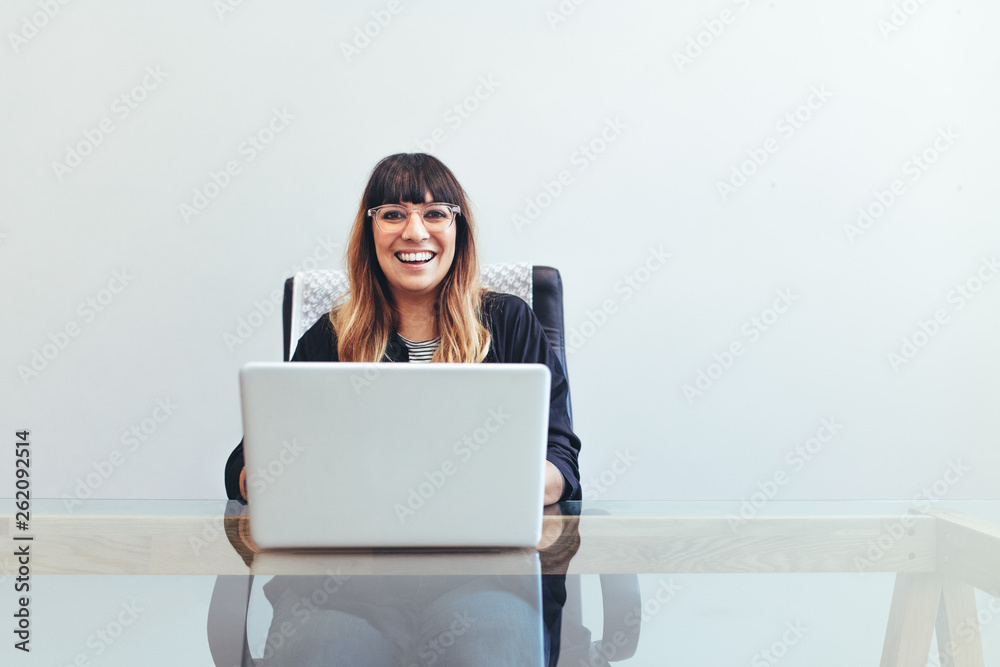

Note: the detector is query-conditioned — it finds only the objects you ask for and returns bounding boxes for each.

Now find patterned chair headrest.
[288,263,533,358]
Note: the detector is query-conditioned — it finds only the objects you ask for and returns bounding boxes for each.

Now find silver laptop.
[239,362,550,549]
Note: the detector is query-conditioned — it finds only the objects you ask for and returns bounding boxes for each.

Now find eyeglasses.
[367,203,460,232]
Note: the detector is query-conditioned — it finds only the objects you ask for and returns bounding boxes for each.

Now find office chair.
[208,265,639,665]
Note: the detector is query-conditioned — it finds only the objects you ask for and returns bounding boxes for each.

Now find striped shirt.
[397,334,440,363]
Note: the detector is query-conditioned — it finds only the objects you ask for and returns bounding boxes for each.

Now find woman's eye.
[425,210,446,219]
[381,209,404,220]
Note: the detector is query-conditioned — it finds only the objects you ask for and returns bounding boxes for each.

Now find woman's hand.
[543,460,564,506]
[239,466,247,501]
[537,504,581,573]
[537,504,565,549]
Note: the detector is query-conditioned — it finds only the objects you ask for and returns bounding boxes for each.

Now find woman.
[225,153,581,505]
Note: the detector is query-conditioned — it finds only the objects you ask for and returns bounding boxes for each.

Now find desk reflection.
[260,573,543,666]
[214,503,582,667]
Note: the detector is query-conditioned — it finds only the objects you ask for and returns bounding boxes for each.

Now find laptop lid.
[239,362,550,549]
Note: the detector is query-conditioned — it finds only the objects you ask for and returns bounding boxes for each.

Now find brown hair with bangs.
[330,153,491,363]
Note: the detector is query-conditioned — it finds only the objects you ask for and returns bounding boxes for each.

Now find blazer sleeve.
[224,315,339,500]
[486,294,582,501]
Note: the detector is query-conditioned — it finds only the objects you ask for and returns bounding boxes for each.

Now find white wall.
[2,0,998,502]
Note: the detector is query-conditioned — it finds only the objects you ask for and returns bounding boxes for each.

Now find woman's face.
[372,192,457,302]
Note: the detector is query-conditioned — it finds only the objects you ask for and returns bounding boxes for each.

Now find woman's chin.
[388,274,443,298]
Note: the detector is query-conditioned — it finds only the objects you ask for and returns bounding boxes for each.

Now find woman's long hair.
[331,154,491,363]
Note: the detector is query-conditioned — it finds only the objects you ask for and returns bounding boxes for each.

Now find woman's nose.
[401,211,429,240]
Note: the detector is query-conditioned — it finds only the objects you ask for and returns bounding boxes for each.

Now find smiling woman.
[339,154,481,361]
[225,153,581,506]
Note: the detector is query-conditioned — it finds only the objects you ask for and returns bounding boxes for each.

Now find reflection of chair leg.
[935,576,984,667]
[881,572,943,667]
[207,574,256,667]
[596,573,641,661]
[556,575,595,666]
[556,573,642,667]
[574,508,641,663]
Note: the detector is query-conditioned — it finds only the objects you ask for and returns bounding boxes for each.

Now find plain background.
[1,0,998,505]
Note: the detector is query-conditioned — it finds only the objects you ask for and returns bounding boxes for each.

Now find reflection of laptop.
[239,362,550,549]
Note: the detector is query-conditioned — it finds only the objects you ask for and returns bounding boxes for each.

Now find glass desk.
[2,500,999,666]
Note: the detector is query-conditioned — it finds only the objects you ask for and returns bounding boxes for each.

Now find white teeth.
[398,252,433,263]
